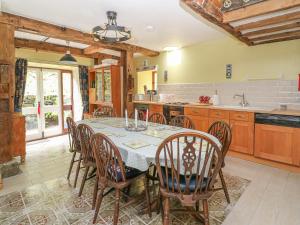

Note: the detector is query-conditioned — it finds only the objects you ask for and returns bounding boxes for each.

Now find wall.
[137,70,153,94]
[134,38,300,84]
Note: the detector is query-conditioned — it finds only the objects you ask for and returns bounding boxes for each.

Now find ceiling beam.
[181,0,252,46]
[84,45,104,55]
[253,35,300,45]
[0,12,159,57]
[234,11,300,31]
[14,38,120,60]
[223,0,300,23]
[243,22,300,37]
[249,30,300,42]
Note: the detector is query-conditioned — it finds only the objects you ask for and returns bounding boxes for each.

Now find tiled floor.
[1,135,300,225]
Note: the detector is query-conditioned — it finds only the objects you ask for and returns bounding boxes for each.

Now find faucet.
[233,93,249,107]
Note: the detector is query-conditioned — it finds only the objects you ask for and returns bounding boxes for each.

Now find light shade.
[59,51,77,65]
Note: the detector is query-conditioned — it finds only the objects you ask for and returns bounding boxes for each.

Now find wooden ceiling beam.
[223,0,300,23]
[14,38,120,60]
[181,0,252,46]
[243,22,300,37]
[253,35,300,45]
[235,11,300,31]
[250,30,300,42]
[0,12,159,57]
[84,45,104,55]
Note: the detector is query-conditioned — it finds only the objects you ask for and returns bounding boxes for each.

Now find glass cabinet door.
[103,68,111,102]
[95,71,103,102]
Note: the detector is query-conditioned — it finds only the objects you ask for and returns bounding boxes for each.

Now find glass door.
[42,69,62,137]
[61,71,73,132]
[23,68,43,140]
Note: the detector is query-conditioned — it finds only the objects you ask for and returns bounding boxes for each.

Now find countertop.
[133,100,300,116]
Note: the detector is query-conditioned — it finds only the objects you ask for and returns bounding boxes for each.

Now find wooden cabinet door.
[189,115,209,132]
[208,118,230,127]
[254,124,294,164]
[149,104,163,114]
[230,120,254,155]
[292,128,300,166]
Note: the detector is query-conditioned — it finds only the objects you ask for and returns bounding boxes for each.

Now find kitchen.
[0,0,300,225]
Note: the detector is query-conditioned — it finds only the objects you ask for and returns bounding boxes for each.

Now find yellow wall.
[16,48,93,66]
[134,38,300,84]
[137,70,154,94]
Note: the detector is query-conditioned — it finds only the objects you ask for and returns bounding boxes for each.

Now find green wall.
[134,38,300,84]
[16,48,93,66]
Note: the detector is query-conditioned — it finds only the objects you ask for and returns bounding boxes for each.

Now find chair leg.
[67,151,76,180]
[219,169,230,204]
[163,197,170,225]
[113,189,120,225]
[93,187,105,224]
[203,199,209,225]
[78,166,89,196]
[144,175,152,218]
[74,154,82,188]
[92,175,99,210]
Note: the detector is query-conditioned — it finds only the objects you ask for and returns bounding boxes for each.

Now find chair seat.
[161,168,209,192]
[109,164,144,182]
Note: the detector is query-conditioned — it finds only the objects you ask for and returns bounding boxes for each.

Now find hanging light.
[59,41,77,65]
[92,11,131,43]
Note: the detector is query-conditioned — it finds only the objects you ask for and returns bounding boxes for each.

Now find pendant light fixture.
[59,41,78,65]
[92,11,131,43]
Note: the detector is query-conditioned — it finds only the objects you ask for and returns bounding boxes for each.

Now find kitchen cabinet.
[184,107,209,132]
[255,124,300,166]
[149,104,163,115]
[88,66,122,116]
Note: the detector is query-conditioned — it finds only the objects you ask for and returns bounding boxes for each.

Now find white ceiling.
[2,0,225,51]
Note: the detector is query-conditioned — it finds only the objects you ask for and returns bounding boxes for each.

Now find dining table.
[78,117,222,173]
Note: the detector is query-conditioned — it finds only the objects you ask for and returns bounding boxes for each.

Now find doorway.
[22,67,73,141]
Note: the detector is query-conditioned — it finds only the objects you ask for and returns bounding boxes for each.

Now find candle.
[146,109,148,127]
[134,109,138,128]
[125,109,128,127]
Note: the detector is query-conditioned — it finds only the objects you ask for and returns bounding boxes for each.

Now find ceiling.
[1,0,225,51]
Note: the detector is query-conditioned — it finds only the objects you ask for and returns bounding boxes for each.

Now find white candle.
[146,109,148,127]
[125,109,128,127]
[134,109,138,128]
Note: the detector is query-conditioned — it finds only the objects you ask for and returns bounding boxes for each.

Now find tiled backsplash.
[158,80,300,109]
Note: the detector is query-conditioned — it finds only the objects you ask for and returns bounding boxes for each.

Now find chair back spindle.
[148,113,167,124]
[77,124,95,165]
[170,115,195,129]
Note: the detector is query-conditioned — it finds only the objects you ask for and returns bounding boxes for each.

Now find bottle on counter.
[212,90,220,106]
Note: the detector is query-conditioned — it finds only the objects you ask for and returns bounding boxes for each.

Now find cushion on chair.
[161,167,209,192]
[108,163,144,182]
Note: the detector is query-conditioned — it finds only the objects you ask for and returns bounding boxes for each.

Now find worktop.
[133,100,300,116]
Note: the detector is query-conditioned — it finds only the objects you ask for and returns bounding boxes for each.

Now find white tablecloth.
[78,118,222,172]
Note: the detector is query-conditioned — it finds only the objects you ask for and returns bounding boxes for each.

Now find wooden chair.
[149,113,167,124]
[93,105,116,118]
[129,110,146,121]
[66,117,82,187]
[208,121,232,203]
[155,132,223,225]
[170,115,195,129]
[77,124,96,198]
[91,133,151,224]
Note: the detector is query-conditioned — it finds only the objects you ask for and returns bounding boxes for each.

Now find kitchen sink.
[213,105,271,111]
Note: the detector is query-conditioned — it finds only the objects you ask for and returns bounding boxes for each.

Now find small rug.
[0,173,250,225]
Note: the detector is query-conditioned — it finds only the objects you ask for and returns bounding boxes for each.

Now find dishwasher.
[254,113,300,165]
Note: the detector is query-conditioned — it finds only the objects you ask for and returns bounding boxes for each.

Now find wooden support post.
[0,23,15,164]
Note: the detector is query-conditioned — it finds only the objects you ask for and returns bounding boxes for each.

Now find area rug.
[0,173,250,225]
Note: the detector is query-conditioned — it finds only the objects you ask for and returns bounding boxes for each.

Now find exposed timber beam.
[223,0,300,23]
[181,0,252,46]
[0,12,159,57]
[253,35,300,45]
[243,22,300,37]
[84,45,104,55]
[249,30,300,42]
[14,38,120,60]
[234,11,300,31]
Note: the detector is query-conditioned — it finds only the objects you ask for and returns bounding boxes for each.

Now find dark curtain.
[78,65,89,118]
[14,58,28,112]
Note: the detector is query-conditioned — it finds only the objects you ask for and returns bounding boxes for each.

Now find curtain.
[78,65,89,117]
[14,58,28,112]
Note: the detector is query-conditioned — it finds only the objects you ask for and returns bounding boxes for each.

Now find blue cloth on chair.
[108,163,144,182]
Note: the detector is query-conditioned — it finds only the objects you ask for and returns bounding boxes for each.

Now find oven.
[163,103,187,124]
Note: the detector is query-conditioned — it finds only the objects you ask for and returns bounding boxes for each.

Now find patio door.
[23,67,73,141]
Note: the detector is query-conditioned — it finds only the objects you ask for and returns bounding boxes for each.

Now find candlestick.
[146,109,148,127]
[134,109,138,128]
[125,109,128,127]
